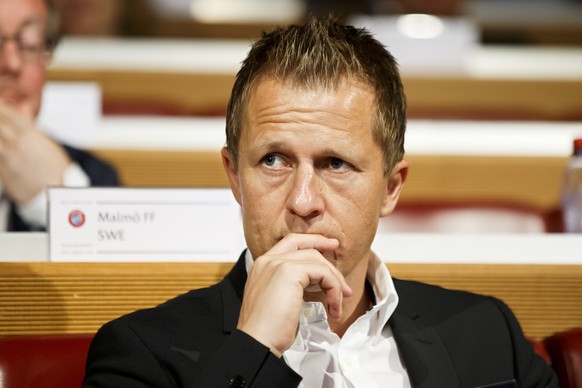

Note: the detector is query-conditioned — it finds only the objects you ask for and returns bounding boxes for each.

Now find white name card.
[48,188,245,262]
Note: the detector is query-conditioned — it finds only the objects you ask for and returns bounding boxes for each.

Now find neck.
[328,279,373,337]
[305,258,373,337]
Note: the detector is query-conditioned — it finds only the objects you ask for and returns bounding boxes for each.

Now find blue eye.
[263,154,284,167]
[264,155,275,166]
[330,158,346,170]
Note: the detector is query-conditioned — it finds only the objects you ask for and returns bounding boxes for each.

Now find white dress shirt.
[245,251,411,388]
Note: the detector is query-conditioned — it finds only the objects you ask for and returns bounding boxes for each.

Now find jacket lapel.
[390,306,461,388]
[219,251,248,334]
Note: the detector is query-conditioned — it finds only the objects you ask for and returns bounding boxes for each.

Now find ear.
[380,159,409,217]
[221,147,242,205]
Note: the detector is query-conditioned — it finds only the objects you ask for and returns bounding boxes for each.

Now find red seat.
[544,328,582,388]
[0,334,93,388]
[528,336,552,365]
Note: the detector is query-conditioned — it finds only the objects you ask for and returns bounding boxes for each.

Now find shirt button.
[229,375,246,388]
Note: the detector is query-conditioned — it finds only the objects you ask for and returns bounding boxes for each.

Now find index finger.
[268,233,339,255]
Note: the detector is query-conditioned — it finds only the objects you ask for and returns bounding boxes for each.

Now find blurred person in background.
[0,0,118,231]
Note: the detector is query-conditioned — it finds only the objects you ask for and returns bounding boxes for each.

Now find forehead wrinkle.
[248,79,370,128]
[251,88,357,119]
[253,107,358,136]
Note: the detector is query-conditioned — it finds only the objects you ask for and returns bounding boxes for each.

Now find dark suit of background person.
[0,0,118,232]
[84,17,557,388]
[9,145,117,231]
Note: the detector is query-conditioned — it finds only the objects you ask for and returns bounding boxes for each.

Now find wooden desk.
[1,262,580,340]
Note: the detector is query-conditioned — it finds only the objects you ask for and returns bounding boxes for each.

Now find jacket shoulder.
[392,277,503,323]
[107,283,224,335]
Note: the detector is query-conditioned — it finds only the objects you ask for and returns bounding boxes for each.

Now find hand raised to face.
[0,103,69,203]
[237,233,352,357]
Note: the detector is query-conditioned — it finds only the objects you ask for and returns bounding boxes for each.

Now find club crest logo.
[68,209,86,228]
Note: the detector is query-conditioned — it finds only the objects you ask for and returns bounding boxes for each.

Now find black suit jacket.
[9,145,118,231]
[84,253,557,387]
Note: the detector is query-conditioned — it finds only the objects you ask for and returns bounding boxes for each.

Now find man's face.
[0,0,48,119]
[223,78,407,281]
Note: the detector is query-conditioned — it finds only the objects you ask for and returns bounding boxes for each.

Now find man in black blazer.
[0,0,118,232]
[84,16,557,387]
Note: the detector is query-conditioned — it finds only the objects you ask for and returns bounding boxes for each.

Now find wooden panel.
[90,149,229,187]
[403,77,582,121]
[402,155,567,210]
[90,149,567,211]
[0,263,232,336]
[0,262,579,340]
[48,69,235,116]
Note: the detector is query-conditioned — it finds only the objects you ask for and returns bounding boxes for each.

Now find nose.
[0,40,23,73]
[286,165,325,220]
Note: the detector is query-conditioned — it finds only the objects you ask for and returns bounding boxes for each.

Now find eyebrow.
[252,139,286,151]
